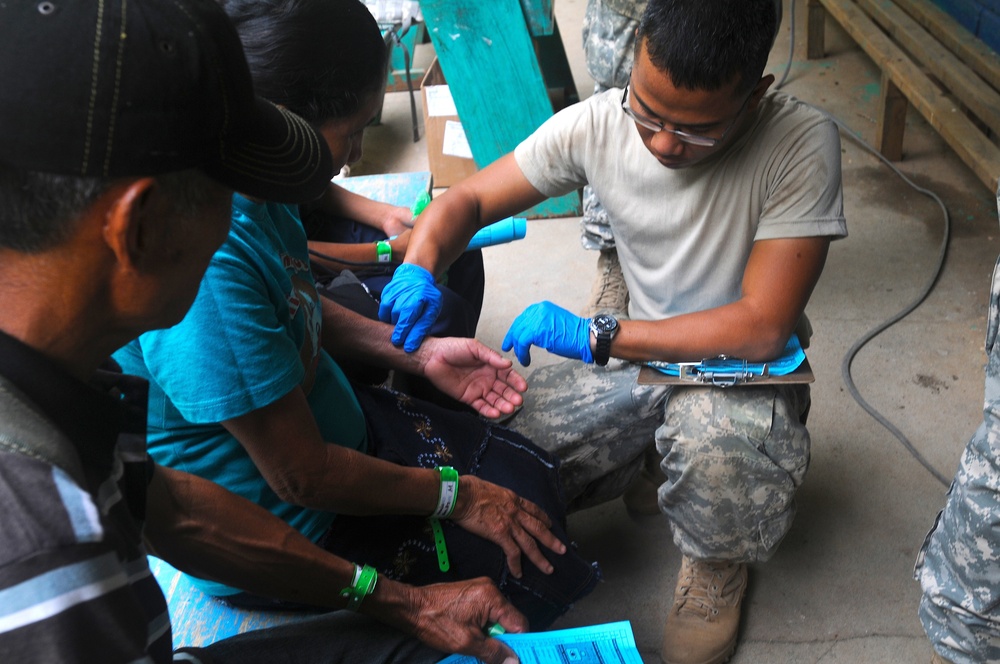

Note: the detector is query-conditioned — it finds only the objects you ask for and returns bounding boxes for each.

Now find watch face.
[592,315,619,334]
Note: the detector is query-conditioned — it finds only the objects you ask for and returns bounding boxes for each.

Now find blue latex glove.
[378,263,443,352]
[502,301,594,367]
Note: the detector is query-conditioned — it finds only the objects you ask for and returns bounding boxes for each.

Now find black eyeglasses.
[621,82,752,147]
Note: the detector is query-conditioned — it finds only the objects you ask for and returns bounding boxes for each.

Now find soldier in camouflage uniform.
[580,0,646,252]
[915,186,1000,664]
[578,0,782,321]
[377,2,843,662]
[580,0,646,316]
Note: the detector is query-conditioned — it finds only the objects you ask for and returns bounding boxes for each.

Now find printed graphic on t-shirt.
[288,269,323,396]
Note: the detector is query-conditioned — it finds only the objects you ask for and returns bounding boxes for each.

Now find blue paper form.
[437,620,643,663]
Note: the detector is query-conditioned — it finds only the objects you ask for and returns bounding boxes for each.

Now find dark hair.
[637,0,777,95]
[220,0,388,124]
[0,165,220,253]
[0,167,105,252]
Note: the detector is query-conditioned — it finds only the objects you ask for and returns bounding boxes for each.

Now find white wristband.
[433,466,459,518]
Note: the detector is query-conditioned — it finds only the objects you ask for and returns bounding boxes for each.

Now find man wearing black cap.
[0,1,528,663]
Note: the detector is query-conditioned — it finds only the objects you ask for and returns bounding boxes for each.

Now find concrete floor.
[355,1,1000,661]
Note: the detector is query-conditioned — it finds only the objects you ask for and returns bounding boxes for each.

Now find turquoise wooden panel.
[149,556,309,648]
[420,0,581,218]
[520,0,554,36]
[337,171,432,208]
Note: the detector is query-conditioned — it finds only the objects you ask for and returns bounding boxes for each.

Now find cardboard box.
[421,58,478,187]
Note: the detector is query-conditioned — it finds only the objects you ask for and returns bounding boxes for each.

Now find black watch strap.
[590,314,619,366]
[595,332,613,366]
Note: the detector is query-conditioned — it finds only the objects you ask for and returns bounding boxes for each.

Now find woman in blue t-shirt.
[115,0,599,634]
[226,0,485,401]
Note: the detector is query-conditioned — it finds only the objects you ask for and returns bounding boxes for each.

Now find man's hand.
[451,475,566,578]
[396,578,526,664]
[378,263,443,352]
[417,337,527,418]
[502,301,594,367]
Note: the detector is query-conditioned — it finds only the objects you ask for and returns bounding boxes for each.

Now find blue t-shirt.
[114,195,368,595]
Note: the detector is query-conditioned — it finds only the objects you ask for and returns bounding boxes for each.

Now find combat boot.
[661,557,747,664]
[587,248,630,318]
[931,650,956,664]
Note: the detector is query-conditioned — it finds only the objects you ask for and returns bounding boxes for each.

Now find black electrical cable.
[830,121,952,488]
[776,0,952,487]
[388,15,421,143]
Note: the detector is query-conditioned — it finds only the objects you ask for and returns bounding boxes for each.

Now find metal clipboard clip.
[675,357,770,387]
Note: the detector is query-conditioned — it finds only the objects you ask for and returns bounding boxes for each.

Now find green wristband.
[375,239,392,263]
[340,563,378,611]
[429,517,451,572]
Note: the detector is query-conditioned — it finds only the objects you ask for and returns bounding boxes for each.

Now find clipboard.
[637,357,814,386]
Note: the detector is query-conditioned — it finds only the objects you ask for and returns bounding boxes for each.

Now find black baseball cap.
[0,0,334,203]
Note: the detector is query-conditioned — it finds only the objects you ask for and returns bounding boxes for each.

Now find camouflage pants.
[582,0,643,90]
[915,250,1000,663]
[508,359,812,563]
[580,0,644,251]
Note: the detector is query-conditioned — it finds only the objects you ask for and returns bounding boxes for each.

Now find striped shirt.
[0,331,209,663]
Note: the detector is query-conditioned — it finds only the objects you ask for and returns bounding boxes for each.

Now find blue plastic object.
[466,217,527,251]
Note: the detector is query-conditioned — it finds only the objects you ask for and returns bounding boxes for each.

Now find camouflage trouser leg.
[580,0,641,252]
[507,361,670,512]
[654,384,812,563]
[508,360,811,564]
[915,251,1000,664]
[581,185,616,251]
[582,0,641,90]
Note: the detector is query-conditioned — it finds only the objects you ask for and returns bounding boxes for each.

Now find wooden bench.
[336,170,433,206]
[807,0,1000,192]
[150,557,310,648]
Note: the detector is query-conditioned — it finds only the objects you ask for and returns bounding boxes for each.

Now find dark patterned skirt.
[321,384,600,630]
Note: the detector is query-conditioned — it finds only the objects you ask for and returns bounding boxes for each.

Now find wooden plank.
[893,0,1000,92]
[807,0,827,60]
[420,0,580,218]
[534,19,580,106]
[150,557,306,648]
[519,0,554,36]
[820,0,1000,191]
[876,72,907,160]
[856,0,1000,139]
[337,171,432,208]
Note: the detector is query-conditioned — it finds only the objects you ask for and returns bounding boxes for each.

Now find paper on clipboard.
[639,335,814,386]
[638,357,814,386]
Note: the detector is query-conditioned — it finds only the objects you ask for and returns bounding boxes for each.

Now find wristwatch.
[590,314,620,366]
